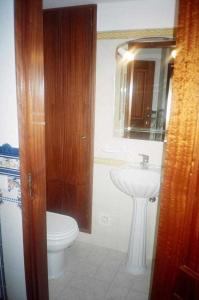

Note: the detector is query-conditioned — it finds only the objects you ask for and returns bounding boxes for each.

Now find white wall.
[0,0,18,147]
[0,203,26,300]
[97,0,177,31]
[0,0,26,299]
[94,39,164,163]
[43,0,177,31]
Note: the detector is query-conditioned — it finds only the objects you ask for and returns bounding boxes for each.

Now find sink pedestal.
[127,197,148,275]
[109,166,160,275]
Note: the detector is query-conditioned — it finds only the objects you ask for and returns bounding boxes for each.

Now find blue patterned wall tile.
[0,157,19,171]
[0,144,21,207]
[0,144,19,157]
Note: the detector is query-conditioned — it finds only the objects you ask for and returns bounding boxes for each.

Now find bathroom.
[0,0,199,300]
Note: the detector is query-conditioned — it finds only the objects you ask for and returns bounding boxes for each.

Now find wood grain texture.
[150,0,199,299]
[43,5,96,232]
[15,0,49,299]
[131,61,155,127]
[124,60,155,139]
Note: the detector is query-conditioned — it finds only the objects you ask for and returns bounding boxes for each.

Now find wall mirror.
[114,38,176,141]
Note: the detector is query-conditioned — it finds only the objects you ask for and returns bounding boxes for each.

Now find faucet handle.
[138,153,149,163]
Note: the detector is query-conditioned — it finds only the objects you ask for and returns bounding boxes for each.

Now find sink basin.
[110,165,161,275]
[110,167,160,198]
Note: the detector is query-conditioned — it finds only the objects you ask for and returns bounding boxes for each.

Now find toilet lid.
[47,212,78,239]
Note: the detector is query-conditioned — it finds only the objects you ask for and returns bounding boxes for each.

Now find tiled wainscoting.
[0,144,21,207]
[49,241,151,300]
[0,144,21,300]
[0,221,6,300]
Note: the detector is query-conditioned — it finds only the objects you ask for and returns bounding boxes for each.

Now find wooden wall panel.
[151,0,199,299]
[43,5,96,232]
[15,0,49,299]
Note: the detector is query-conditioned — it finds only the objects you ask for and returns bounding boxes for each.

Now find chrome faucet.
[139,153,149,169]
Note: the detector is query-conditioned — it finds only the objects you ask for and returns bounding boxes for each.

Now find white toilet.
[46,211,79,279]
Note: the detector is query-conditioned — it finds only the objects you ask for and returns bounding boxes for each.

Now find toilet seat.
[47,212,78,241]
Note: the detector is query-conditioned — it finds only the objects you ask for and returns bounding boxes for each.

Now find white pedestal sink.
[110,166,161,275]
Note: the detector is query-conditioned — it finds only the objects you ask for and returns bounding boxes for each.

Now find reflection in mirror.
[114,38,176,141]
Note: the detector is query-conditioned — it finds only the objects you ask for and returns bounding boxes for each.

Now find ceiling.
[43,0,142,9]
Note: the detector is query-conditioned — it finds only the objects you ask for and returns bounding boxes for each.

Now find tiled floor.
[49,241,151,300]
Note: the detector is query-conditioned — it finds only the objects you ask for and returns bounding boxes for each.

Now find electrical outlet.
[99,213,111,226]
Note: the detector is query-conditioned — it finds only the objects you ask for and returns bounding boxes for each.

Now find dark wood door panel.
[15,0,49,299]
[150,0,199,299]
[126,60,155,129]
[173,266,199,300]
[131,60,155,128]
[44,5,96,232]
[47,180,91,232]
[124,60,155,139]
[132,70,146,119]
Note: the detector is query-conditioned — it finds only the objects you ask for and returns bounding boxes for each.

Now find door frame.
[150,0,199,298]
[14,0,49,299]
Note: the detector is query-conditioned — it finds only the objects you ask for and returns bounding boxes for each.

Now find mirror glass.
[114,38,176,141]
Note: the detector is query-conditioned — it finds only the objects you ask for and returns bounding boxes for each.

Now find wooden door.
[125,60,155,138]
[131,60,155,128]
[15,0,49,299]
[150,0,199,299]
[43,5,96,233]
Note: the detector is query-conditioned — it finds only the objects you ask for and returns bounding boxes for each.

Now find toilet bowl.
[47,211,79,279]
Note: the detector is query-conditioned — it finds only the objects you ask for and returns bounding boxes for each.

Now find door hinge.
[28,173,33,198]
